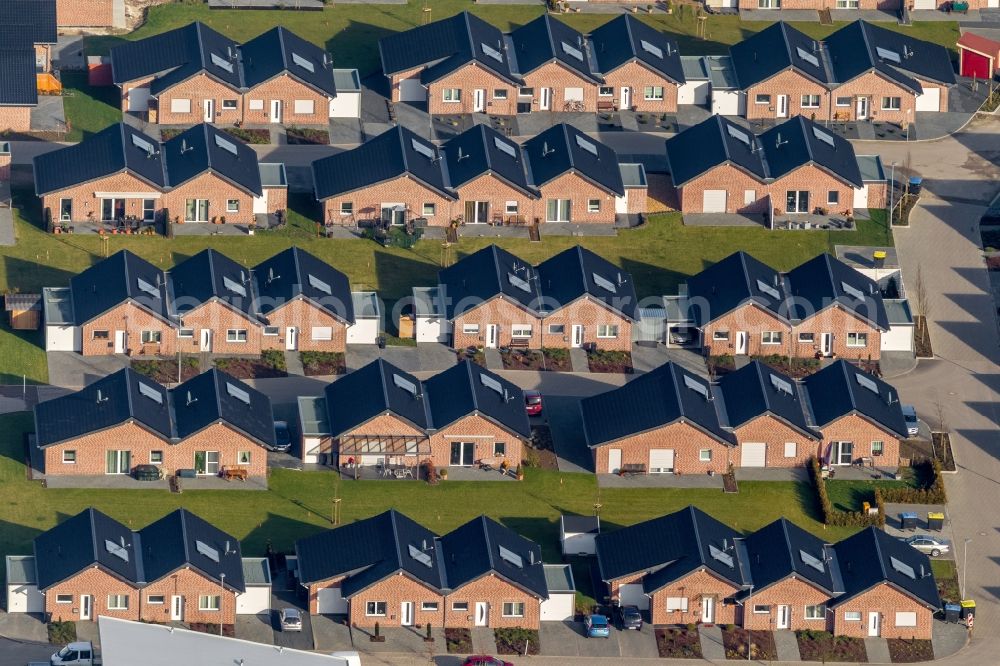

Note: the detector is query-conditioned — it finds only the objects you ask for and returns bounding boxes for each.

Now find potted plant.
[424,622,434,643]
[438,468,448,480]
[647,3,654,12]
[516,465,524,481]
[371,621,385,642]
[247,220,256,236]
[219,215,226,225]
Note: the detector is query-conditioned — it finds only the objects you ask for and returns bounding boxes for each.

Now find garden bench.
[597,100,616,113]
[508,338,530,349]
[221,466,248,482]
[621,463,646,476]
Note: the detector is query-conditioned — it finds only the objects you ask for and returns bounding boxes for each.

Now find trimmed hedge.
[809,457,885,527]
[876,459,946,505]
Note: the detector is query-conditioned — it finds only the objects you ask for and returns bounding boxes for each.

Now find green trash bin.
[960,599,976,619]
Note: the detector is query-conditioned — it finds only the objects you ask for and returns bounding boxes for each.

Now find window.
[222,99,238,110]
[170,98,191,114]
[143,199,155,222]
[882,96,902,111]
[519,87,533,97]
[422,203,436,216]
[753,604,771,614]
[150,450,163,464]
[844,611,862,621]
[56,594,72,604]
[786,190,809,213]
[312,326,333,341]
[340,202,353,216]
[846,332,868,347]
[421,602,439,612]
[62,450,76,464]
[249,99,264,111]
[366,601,387,616]
[599,86,614,97]
[491,89,508,101]
[762,331,783,345]
[237,450,251,465]
[699,449,712,462]
[452,602,469,612]
[597,325,619,338]
[178,328,194,339]
[744,190,756,205]
[443,88,461,102]
[494,442,506,457]
[546,199,571,223]
[59,198,72,221]
[587,199,600,213]
[185,199,209,223]
[665,597,688,612]
[548,324,565,335]
[895,611,917,627]
[227,199,240,213]
[107,595,129,611]
[199,595,221,611]
[294,100,315,115]
[801,94,821,108]
[564,87,584,102]
[505,201,518,215]
[872,440,884,456]
[502,602,525,617]
[463,324,480,335]
[147,595,165,604]
[804,604,826,620]
[836,96,852,107]
[93,330,110,340]
[263,326,280,336]
[798,332,815,343]
[226,329,247,343]
[828,191,840,205]
[643,86,664,101]
[512,325,532,338]
[141,330,161,344]
[713,331,730,341]
[755,94,771,105]
[784,442,797,458]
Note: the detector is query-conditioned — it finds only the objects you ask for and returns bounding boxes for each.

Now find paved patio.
[683,212,767,227]
[734,467,811,482]
[171,222,255,236]
[598,471,725,489]
[311,614,353,651]
[236,613,274,646]
[932,618,969,659]
[30,96,66,133]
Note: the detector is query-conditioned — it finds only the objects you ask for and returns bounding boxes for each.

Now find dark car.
[668,326,697,346]
[615,604,643,630]
[524,390,543,416]
[269,421,292,453]
[462,657,513,666]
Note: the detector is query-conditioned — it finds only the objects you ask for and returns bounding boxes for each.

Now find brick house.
[304,358,530,473]
[313,123,644,227]
[730,22,954,122]
[666,115,884,216]
[295,510,549,629]
[34,367,276,478]
[0,0,57,133]
[32,508,246,625]
[34,123,285,228]
[596,506,750,625]
[57,0,122,29]
[418,244,637,350]
[678,250,890,361]
[111,23,356,125]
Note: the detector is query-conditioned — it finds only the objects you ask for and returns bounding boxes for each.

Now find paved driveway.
[538,620,657,658]
[46,351,129,388]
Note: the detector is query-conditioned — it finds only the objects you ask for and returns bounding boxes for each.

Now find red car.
[525,390,543,416]
[463,657,513,666]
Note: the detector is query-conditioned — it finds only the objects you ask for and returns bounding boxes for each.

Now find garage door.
[740,443,766,468]
[702,190,727,213]
[915,87,940,112]
[398,79,427,103]
[7,584,44,613]
[540,593,575,621]
[317,586,349,614]
[961,50,992,79]
[618,584,649,610]
[649,449,674,474]
[913,0,934,8]
[236,586,271,615]
[128,87,151,113]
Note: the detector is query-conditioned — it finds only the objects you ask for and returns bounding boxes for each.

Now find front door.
[485,324,499,349]
[608,448,622,474]
[286,327,298,351]
[620,86,631,110]
[776,605,791,629]
[473,89,485,112]
[114,330,126,354]
[857,96,869,120]
[204,99,214,123]
[821,333,833,356]
[540,87,551,111]
[200,329,212,352]
[701,596,715,624]
[450,442,475,466]
[735,331,748,355]
[475,602,489,627]
[401,602,414,626]
[270,100,282,123]
[80,595,92,621]
[171,595,183,621]
[868,611,880,637]
[833,441,854,466]
[777,94,788,118]
[571,325,584,348]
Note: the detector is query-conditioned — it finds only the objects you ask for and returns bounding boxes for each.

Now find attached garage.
[740,442,767,468]
[678,79,710,106]
[299,395,331,465]
[43,288,80,352]
[346,291,380,345]
[914,87,940,112]
[317,586,349,614]
[236,558,272,615]
[398,78,427,103]
[702,190,727,213]
[617,583,649,610]
[560,515,600,557]
[127,86,151,113]
[5,556,43,614]
[540,564,576,621]
[649,449,675,474]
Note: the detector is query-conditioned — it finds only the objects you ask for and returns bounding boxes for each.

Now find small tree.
[426,622,433,640]
[374,621,381,638]
[913,265,931,342]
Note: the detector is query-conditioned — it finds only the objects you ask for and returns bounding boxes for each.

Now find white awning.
[93,192,162,199]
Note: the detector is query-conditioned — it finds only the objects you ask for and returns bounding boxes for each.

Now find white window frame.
[643,86,664,101]
[199,595,221,611]
[56,594,73,604]
[312,326,333,341]
[422,202,436,216]
[442,88,461,103]
[248,99,265,111]
[505,201,518,215]
[178,328,194,339]
[836,96,852,107]
[872,440,884,456]
[221,99,238,110]
[599,86,614,97]
[844,611,862,621]
[493,89,508,100]
[227,199,240,213]
[895,611,917,627]
[107,594,129,611]
[784,442,797,458]
[828,191,840,206]
[597,324,619,339]
[493,441,506,457]
[263,326,280,337]
[804,604,826,620]
[846,332,868,347]
[699,449,712,462]
[452,601,469,612]
[548,324,565,335]
[366,601,387,617]
[511,325,532,339]
[147,595,165,605]
[665,597,688,612]
[421,602,439,612]
[170,98,191,114]
[140,330,161,344]
[755,94,771,105]
[462,324,480,335]
[226,329,248,343]
[502,602,525,618]
[293,99,315,115]
[882,96,902,111]
[801,94,821,109]
[713,330,730,341]
[150,450,163,464]
[753,604,771,614]
[62,450,76,464]
[340,202,353,216]
[762,331,782,345]
[587,199,600,213]
[237,450,251,465]
[798,332,815,343]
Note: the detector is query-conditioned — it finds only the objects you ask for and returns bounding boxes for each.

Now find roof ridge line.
[179,509,192,574]
[389,510,405,570]
[378,359,392,415]
[194,22,209,72]
[481,515,496,571]
[869,527,888,580]
[276,25,289,71]
[89,509,100,567]
[397,126,410,174]
[780,518,795,571]
[466,359,480,414]
[562,124,574,171]
[212,368,224,426]
[799,117,816,164]
[688,507,707,566]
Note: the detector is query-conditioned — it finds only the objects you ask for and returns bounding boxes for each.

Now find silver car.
[901,405,919,437]
[280,608,303,632]
[901,535,950,557]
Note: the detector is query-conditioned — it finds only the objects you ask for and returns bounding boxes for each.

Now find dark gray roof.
[562,515,600,535]
[832,527,940,609]
[718,361,815,437]
[803,360,908,438]
[589,14,684,83]
[786,253,888,329]
[761,117,863,187]
[173,369,277,447]
[241,27,337,97]
[323,359,429,437]
[0,0,56,45]
[0,49,38,106]
[253,247,355,324]
[596,506,749,592]
[442,124,535,196]
[666,115,766,187]
[138,509,245,592]
[684,251,787,328]
[535,246,638,320]
[312,125,452,200]
[34,124,167,196]
[740,518,842,597]
[69,250,170,326]
[439,245,541,319]
[34,368,173,447]
[730,22,827,89]
[510,14,597,82]
[168,249,259,320]
[33,508,140,590]
[580,362,733,447]
[162,124,263,196]
[439,516,548,598]
[523,124,625,196]
[424,361,531,438]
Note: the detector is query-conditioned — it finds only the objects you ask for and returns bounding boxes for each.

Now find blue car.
[585,614,611,638]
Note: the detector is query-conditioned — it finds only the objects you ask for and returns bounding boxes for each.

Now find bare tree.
[913,265,931,344]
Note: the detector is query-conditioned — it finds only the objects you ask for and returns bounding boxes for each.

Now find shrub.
[48,620,77,644]
[809,457,884,527]
[877,460,946,504]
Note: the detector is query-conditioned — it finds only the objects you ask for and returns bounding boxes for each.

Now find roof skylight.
[561,41,584,62]
[210,53,234,74]
[575,135,598,156]
[756,279,781,300]
[593,272,617,294]
[770,374,794,397]
[393,373,418,397]
[709,543,734,568]
[800,549,826,573]
[136,277,161,299]
[498,544,524,569]
[223,275,247,297]
[196,540,220,563]
[727,124,751,146]
[890,556,916,580]
[308,274,332,296]
[411,138,436,161]
[138,381,164,404]
[855,373,880,394]
[215,134,239,156]
[876,46,901,64]
[812,127,835,148]
[227,382,252,405]
[408,544,434,568]
[841,281,866,301]
[131,134,156,155]
[481,43,503,63]
[507,272,531,293]
[480,373,505,396]
[640,40,663,59]
[795,47,820,68]
[494,137,517,159]
[105,539,130,563]
[292,52,315,73]
[684,374,709,399]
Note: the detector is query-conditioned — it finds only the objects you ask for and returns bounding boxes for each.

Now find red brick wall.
[540,299,633,352]
[157,74,243,126]
[451,174,536,226]
[536,172,620,223]
[322,175,453,227]
[521,62,599,113]
[0,153,10,181]
[81,302,175,357]
[45,567,140,622]
[601,61,679,113]
[731,416,819,468]
[591,422,732,474]
[307,575,345,615]
[451,296,538,350]
[261,298,347,352]
[742,577,832,631]
[793,307,881,361]
[334,413,425,469]
[700,303,791,357]
[265,185,287,215]
[648,570,740,626]
[428,414,525,470]
[0,106,31,133]
[830,72,917,125]
[820,414,900,467]
[163,172,256,227]
[424,65,517,116]
[831,583,933,639]
[346,573,444,628]
[40,172,162,225]
[141,567,238,625]
[177,301,262,355]
[444,575,541,630]
[244,75,332,125]
[57,0,114,27]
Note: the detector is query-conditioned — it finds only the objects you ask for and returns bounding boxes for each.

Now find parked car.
[270,421,292,452]
[901,405,920,437]
[48,641,100,665]
[524,390,543,416]
[669,326,697,346]
[280,608,303,632]
[462,657,513,666]
[901,534,950,557]
[585,613,611,638]
[616,604,643,630]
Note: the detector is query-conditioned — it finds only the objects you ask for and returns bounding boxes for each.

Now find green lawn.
[825,468,917,513]
[60,71,122,142]
[931,559,961,604]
